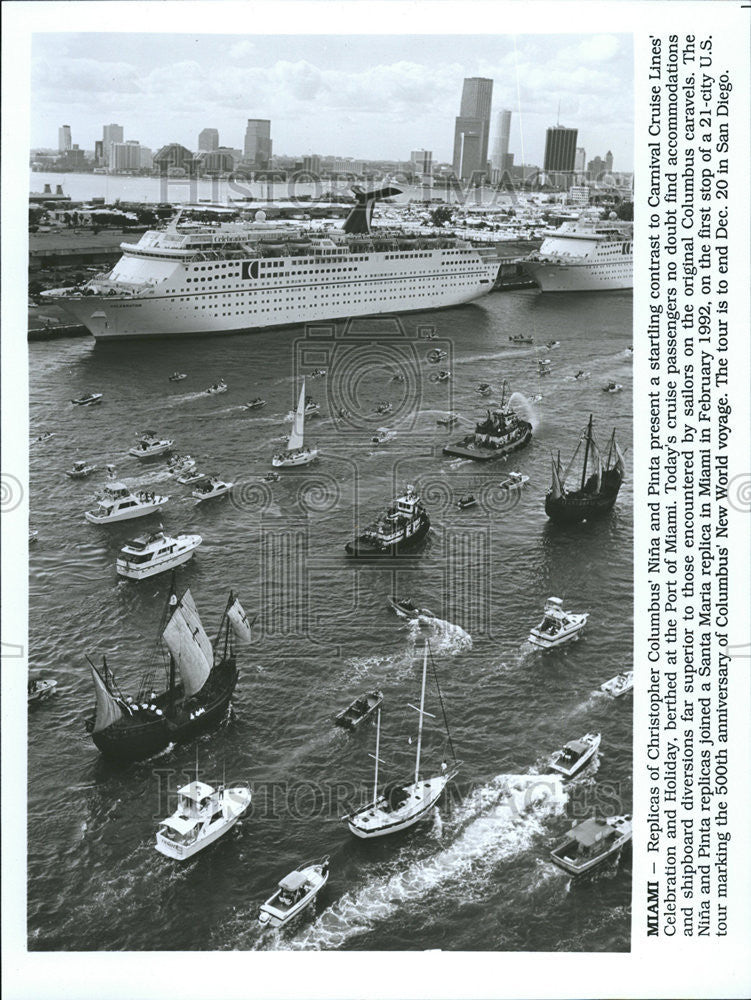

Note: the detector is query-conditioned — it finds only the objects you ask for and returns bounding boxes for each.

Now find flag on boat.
[227,597,253,643]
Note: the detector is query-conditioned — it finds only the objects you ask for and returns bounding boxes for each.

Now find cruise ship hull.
[523,260,632,292]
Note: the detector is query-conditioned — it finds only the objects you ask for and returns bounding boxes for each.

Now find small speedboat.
[372,427,396,445]
[545,340,560,349]
[423,331,438,340]
[244,398,266,410]
[262,470,281,483]
[550,815,632,875]
[427,348,447,364]
[335,690,384,730]
[538,359,551,375]
[600,671,634,698]
[28,677,57,704]
[34,431,55,443]
[176,469,206,486]
[66,460,96,479]
[116,529,202,580]
[168,454,196,476]
[391,372,406,383]
[499,471,529,491]
[528,597,588,649]
[205,379,228,395]
[429,369,451,383]
[258,857,330,928]
[375,401,393,415]
[603,382,623,393]
[388,596,437,621]
[573,370,591,381]
[129,433,174,459]
[155,781,251,861]
[304,397,320,417]
[168,372,187,382]
[550,732,601,778]
[192,475,234,503]
[85,483,169,524]
[476,382,492,395]
[29,529,38,544]
[509,335,533,344]
[309,368,327,379]
[436,413,459,428]
[457,493,478,510]
[71,392,103,406]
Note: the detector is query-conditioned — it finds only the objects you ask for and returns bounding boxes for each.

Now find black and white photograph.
[3,2,749,998]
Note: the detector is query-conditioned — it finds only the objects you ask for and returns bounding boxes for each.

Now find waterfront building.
[575,147,586,173]
[605,150,614,173]
[94,140,104,166]
[490,109,511,172]
[452,77,493,182]
[153,143,197,176]
[102,124,124,167]
[568,185,590,207]
[58,125,72,154]
[110,140,143,173]
[302,154,321,174]
[244,119,272,170]
[198,128,219,152]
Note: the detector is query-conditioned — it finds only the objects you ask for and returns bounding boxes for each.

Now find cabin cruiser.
[429,369,451,383]
[499,471,529,491]
[600,670,634,698]
[116,529,202,580]
[603,381,623,393]
[335,690,384,729]
[388,596,437,621]
[28,677,57,704]
[436,413,459,428]
[85,482,168,524]
[168,454,196,476]
[528,597,588,648]
[545,340,560,349]
[372,427,396,445]
[168,372,187,382]
[129,432,174,459]
[550,732,601,778]
[509,334,533,344]
[427,348,448,364]
[155,780,251,860]
[304,397,320,417]
[71,392,103,406]
[375,401,393,415]
[457,493,478,510]
[192,475,234,502]
[244,398,266,410]
[538,359,551,375]
[346,485,429,555]
[258,857,330,928]
[205,379,227,395]
[550,815,632,875]
[66,460,96,479]
[176,469,206,486]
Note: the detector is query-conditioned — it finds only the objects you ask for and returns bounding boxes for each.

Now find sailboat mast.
[414,642,428,784]
[167,574,178,705]
[580,415,593,490]
[373,707,381,805]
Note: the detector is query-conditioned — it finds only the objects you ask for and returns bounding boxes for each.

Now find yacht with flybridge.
[42,185,503,340]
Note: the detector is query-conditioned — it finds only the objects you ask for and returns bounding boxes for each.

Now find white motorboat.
[192,475,234,502]
[263,471,281,483]
[244,398,266,410]
[28,677,57,703]
[429,369,451,383]
[550,815,632,875]
[427,348,448,363]
[66,460,97,479]
[116,529,202,580]
[309,368,327,379]
[344,642,459,839]
[304,397,320,417]
[205,379,228,395]
[387,596,437,621]
[457,493,478,510]
[545,340,560,349]
[602,381,623,393]
[573,370,591,380]
[168,372,187,381]
[499,471,529,490]
[600,671,634,698]
[273,380,319,467]
[71,392,103,406]
[538,359,551,375]
[528,597,588,648]
[155,780,251,860]
[509,334,534,344]
[129,432,174,459]
[371,427,396,445]
[550,732,601,778]
[258,857,330,928]
[168,454,196,476]
[176,469,206,486]
[33,431,55,443]
[375,401,393,415]
[436,413,459,428]
[29,529,39,544]
[84,482,169,524]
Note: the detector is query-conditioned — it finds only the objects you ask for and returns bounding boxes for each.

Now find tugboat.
[272,381,319,467]
[129,432,174,459]
[528,597,588,648]
[550,815,632,875]
[343,642,459,839]
[192,475,234,503]
[71,392,103,406]
[168,372,187,382]
[84,482,168,524]
[550,732,601,778]
[335,690,384,730]
[387,596,437,621]
[85,582,252,762]
[443,382,532,462]
[65,460,96,479]
[116,529,202,580]
[258,857,330,928]
[545,415,625,523]
[345,485,429,556]
[155,780,252,860]
[600,670,634,698]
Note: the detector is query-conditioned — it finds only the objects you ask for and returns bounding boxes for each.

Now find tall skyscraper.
[490,109,511,171]
[575,147,586,173]
[102,124,124,167]
[58,125,72,153]
[605,150,614,173]
[452,77,493,181]
[244,119,272,169]
[198,128,219,152]
[543,126,578,173]
[411,149,433,175]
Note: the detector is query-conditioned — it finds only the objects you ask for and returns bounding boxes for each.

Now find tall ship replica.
[86,582,252,762]
[523,216,633,292]
[546,415,625,523]
[42,186,502,340]
[443,381,532,461]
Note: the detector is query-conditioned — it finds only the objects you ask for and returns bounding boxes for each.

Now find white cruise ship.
[522,218,633,292]
[42,186,501,340]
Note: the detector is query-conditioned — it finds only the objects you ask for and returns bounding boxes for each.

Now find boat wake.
[406,616,472,655]
[281,773,567,950]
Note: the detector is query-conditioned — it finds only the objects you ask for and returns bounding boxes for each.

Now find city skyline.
[31,33,633,169]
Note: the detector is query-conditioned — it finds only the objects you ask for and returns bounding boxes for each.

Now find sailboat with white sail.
[343,641,459,839]
[272,379,319,468]
[85,579,254,762]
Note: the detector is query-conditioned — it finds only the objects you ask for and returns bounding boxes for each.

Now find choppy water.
[28,288,633,951]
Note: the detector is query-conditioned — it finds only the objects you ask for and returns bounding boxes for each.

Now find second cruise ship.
[43,186,502,340]
[522,217,633,292]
